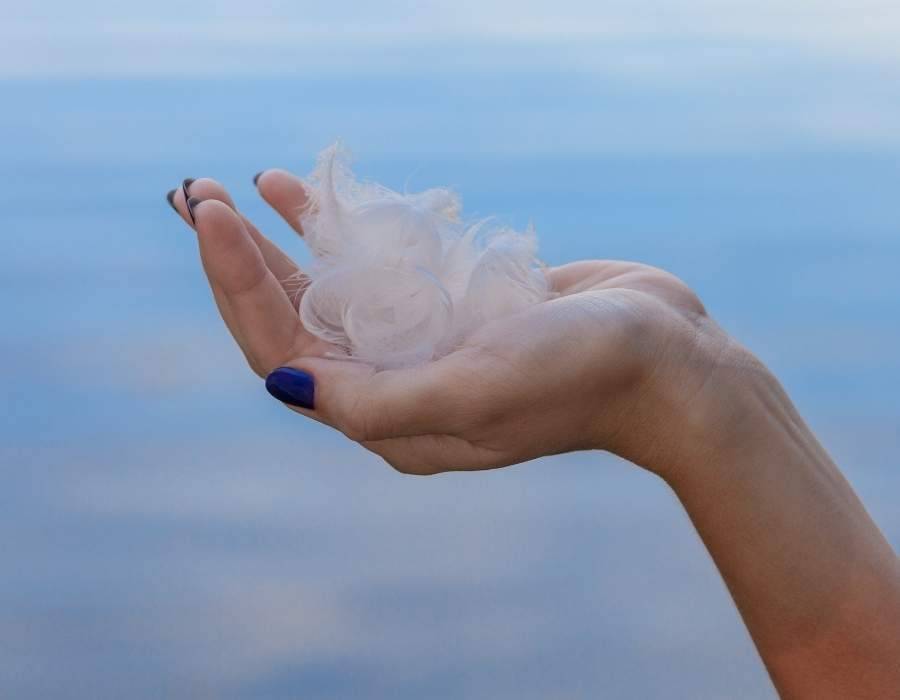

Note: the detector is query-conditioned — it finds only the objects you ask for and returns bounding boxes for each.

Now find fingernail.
[181,177,195,204]
[253,171,265,186]
[265,367,315,410]
[166,189,177,211]
[186,196,203,225]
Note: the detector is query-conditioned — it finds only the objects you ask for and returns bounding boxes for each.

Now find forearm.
[660,346,900,698]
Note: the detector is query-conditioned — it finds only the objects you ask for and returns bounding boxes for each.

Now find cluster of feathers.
[295,145,549,369]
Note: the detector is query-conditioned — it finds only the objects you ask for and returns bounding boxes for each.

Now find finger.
[171,178,307,308]
[188,178,303,288]
[254,169,310,237]
[263,353,477,442]
[544,260,632,293]
[191,199,321,376]
[168,182,252,353]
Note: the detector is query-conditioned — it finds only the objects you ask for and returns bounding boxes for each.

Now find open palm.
[172,171,716,475]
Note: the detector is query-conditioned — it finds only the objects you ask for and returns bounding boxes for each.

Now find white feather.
[296,144,548,369]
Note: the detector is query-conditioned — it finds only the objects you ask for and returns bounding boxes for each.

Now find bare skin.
[169,171,900,698]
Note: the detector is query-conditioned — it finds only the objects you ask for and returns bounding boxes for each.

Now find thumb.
[264,355,465,442]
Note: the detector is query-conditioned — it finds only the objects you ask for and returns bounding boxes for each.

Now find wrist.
[630,319,790,485]
[644,324,900,698]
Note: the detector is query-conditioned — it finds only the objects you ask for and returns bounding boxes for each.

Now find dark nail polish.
[265,367,315,410]
[166,189,177,211]
[181,177,195,205]
[253,171,265,186]
[186,196,203,224]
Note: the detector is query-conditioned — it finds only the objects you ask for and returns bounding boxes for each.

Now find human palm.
[172,171,715,476]
[167,162,900,700]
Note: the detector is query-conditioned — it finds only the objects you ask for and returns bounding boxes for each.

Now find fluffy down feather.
[295,144,549,368]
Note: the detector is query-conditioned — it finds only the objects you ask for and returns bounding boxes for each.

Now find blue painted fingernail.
[265,367,315,409]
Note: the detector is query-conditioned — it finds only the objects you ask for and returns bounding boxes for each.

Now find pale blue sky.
[4,1,900,154]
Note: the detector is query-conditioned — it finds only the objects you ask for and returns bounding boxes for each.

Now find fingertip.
[186,178,237,210]
[189,198,244,241]
[265,366,316,410]
[171,177,235,228]
[185,196,200,224]
[193,198,272,298]
[181,177,195,207]
[255,168,305,194]
[255,169,310,235]
[191,197,241,229]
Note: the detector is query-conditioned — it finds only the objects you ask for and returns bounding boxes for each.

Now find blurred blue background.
[1,2,899,698]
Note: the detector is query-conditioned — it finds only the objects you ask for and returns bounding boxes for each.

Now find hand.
[168,171,900,697]
[169,172,733,478]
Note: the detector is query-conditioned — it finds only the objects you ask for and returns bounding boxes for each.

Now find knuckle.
[340,385,400,442]
[340,404,382,443]
[337,411,366,441]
